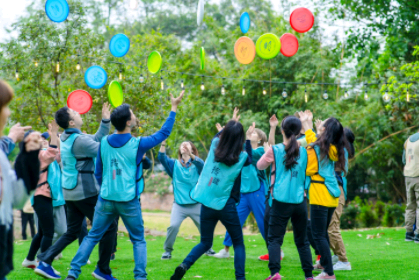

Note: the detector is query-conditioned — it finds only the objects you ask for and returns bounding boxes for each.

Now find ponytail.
[284,133,300,170]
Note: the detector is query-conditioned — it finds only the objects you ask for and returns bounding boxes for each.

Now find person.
[300,111,348,280]
[64,91,184,280]
[402,129,419,243]
[170,109,254,280]
[0,79,42,280]
[22,121,61,270]
[21,200,35,240]
[257,116,313,280]
[214,112,268,260]
[327,128,354,270]
[35,103,118,280]
[158,139,215,260]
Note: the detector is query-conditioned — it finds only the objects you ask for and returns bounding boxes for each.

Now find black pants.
[38,195,117,275]
[0,224,14,279]
[264,196,270,249]
[268,200,313,278]
[112,216,119,254]
[310,205,335,276]
[21,211,35,240]
[64,205,88,245]
[27,196,54,261]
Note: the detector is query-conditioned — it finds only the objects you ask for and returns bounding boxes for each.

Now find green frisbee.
[200,47,205,70]
[255,33,281,60]
[108,80,124,108]
[147,51,162,74]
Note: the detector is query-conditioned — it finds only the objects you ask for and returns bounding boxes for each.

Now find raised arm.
[92,103,112,142]
[157,146,176,178]
[244,122,255,166]
[268,114,278,146]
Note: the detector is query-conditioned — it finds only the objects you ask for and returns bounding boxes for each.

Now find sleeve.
[158,152,175,178]
[94,144,103,187]
[257,147,274,170]
[244,140,252,166]
[306,147,319,176]
[39,147,59,169]
[138,112,176,152]
[73,135,101,158]
[192,156,205,174]
[305,130,338,161]
[0,137,16,156]
[305,129,317,146]
[142,157,152,170]
[92,120,111,142]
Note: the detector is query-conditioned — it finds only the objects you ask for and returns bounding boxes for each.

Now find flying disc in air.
[200,47,205,70]
[240,12,251,34]
[290,7,314,33]
[234,36,256,65]
[197,0,204,26]
[280,33,299,57]
[67,90,92,115]
[108,81,124,108]
[109,34,130,57]
[45,0,69,23]
[255,33,281,60]
[84,66,108,89]
[147,51,162,74]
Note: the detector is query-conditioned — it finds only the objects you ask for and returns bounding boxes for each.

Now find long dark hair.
[313,117,348,175]
[281,116,302,170]
[214,120,245,166]
[344,127,355,159]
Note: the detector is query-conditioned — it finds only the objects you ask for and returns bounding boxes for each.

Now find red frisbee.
[67,90,93,114]
[290,7,314,33]
[280,33,299,57]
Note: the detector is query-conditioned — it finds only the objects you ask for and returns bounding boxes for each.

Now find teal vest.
[190,138,248,210]
[173,160,199,205]
[341,149,349,200]
[312,145,341,198]
[100,136,141,202]
[240,164,260,193]
[60,134,81,190]
[271,144,308,204]
[137,161,144,199]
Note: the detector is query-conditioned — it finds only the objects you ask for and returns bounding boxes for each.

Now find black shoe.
[406,232,415,241]
[205,248,216,256]
[415,234,419,244]
[170,264,187,280]
[110,253,116,261]
[65,276,76,280]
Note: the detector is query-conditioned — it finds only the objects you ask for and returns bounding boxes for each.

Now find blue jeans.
[224,182,265,247]
[68,198,147,280]
[182,198,246,280]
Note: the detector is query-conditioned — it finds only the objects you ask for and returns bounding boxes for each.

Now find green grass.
[8,228,416,280]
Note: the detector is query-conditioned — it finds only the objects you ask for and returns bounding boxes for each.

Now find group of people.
[0,76,359,280]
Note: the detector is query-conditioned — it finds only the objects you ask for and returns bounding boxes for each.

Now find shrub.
[375,201,386,224]
[359,203,379,228]
[144,172,172,196]
[341,202,360,229]
[383,204,405,227]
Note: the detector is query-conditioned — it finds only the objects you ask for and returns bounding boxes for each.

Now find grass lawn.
[8,227,417,280]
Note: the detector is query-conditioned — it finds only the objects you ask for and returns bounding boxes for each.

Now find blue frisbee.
[240,12,250,34]
[45,0,69,23]
[84,66,108,89]
[109,34,130,57]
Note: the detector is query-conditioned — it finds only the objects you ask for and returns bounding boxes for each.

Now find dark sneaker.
[110,253,116,261]
[406,232,415,241]
[34,262,61,279]
[92,268,116,280]
[161,252,172,260]
[65,277,76,280]
[204,248,216,256]
[415,234,419,244]
[170,264,187,280]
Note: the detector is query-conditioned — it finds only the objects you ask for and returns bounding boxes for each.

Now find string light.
[139,73,144,83]
[242,86,246,96]
[304,89,308,103]
[34,61,38,67]
[76,62,80,70]
[406,89,410,102]
[119,70,123,80]
[221,78,225,95]
[200,76,205,90]
[344,91,349,99]
[181,79,184,89]
[56,60,60,73]
[15,70,19,81]
[160,76,164,90]
[282,89,287,98]
[263,86,267,95]
[383,89,391,102]
[364,89,369,101]
[323,90,328,100]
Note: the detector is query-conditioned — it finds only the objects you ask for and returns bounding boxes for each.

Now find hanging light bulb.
[221,84,225,95]
[282,89,287,98]
[34,61,38,67]
[242,86,246,96]
[263,87,267,95]
[139,74,144,83]
[129,0,139,10]
[364,89,369,101]
[383,90,391,102]
[160,77,164,90]
[344,91,349,99]
[407,89,410,102]
[15,70,19,81]
[304,90,308,103]
[181,79,184,89]
[200,82,205,91]
[76,62,81,70]
[119,70,123,80]
[323,90,328,100]
[56,60,60,73]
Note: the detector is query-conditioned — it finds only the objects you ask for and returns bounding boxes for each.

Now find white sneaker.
[331,255,339,265]
[54,253,63,261]
[213,248,230,259]
[22,258,38,269]
[87,259,91,265]
[281,250,285,260]
[333,261,352,271]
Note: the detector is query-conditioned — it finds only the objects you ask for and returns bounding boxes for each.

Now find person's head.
[41,132,50,149]
[55,107,83,130]
[344,127,355,159]
[215,120,245,166]
[314,117,347,174]
[110,104,137,132]
[249,128,267,147]
[281,116,302,170]
[178,141,199,160]
[0,80,14,136]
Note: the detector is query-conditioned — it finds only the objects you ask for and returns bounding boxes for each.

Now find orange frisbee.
[234,36,256,65]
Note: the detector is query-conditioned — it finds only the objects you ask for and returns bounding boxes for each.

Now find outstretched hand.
[24,132,42,152]
[216,123,224,132]
[246,122,255,139]
[102,102,112,120]
[263,142,272,153]
[232,107,241,122]
[170,90,185,112]
[8,123,32,143]
[315,119,322,132]
[269,114,278,128]
[298,111,308,123]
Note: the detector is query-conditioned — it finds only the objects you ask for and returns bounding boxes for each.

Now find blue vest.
[137,161,144,199]
[60,133,81,190]
[190,138,248,210]
[173,160,199,205]
[339,149,349,200]
[271,144,308,204]
[240,164,260,193]
[312,145,341,198]
[100,136,141,202]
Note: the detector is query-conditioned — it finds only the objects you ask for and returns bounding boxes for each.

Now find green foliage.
[375,200,386,222]
[359,203,379,228]
[341,202,360,229]
[383,203,405,227]
[144,172,171,196]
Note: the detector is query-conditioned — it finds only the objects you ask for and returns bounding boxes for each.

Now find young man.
[64,91,184,280]
[403,131,419,243]
[35,103,118,280]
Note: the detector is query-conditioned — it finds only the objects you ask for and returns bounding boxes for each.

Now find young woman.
[170,110,254,280]
[213,126,269,259]
[300,111,348,280]
[257,116,313,280]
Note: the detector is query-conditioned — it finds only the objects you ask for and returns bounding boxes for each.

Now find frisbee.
[109,34,130,57]
[67,90,92,115]
[200,47,205,70]
[240,12,251,34]
[290,7,314,33]
[197,0,204,26]
[234,36,256,65]
[280,33,299,57]
[255,33,281,60]
[108,80,124,108]
[147,51,162,74]
[45,0,69,23]
[84,66,108,89]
